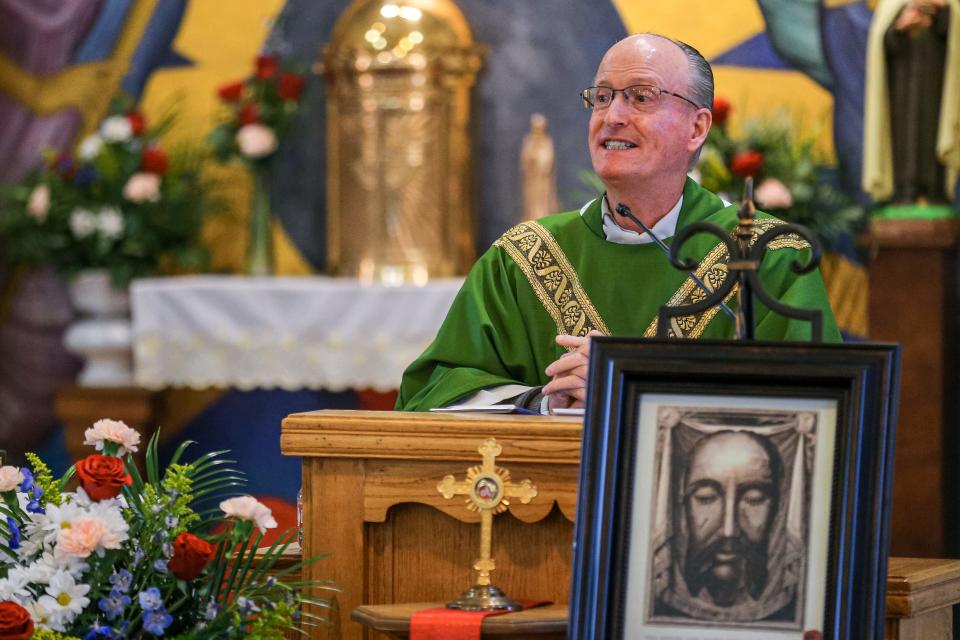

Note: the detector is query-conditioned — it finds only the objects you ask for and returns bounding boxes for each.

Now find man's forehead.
[687,432,774,482]
[595,34,688,82]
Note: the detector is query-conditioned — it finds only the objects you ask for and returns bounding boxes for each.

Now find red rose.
[0,601,34,640]
[731,150,765,177]
[168,531,215,581]
[712,96,731,126]
[238,102,260,125]
[127,110,147,136]
[218,80,245,102]
[141,146,169,176]
[277,73,305,102]
[75,454,131,501]
[255,54,278,80]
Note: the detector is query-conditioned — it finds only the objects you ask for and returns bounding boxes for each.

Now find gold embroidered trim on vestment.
[643,217,810,338]
[494,222,611,337]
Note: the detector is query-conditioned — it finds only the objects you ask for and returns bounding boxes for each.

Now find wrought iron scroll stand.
[623,177,824,342]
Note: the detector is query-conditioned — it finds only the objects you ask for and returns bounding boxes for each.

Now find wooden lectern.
[281,410,960,640]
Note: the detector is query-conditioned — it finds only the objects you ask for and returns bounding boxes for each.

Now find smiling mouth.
[602,140,637,150]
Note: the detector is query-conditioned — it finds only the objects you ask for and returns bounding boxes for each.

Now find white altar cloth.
[131,276,463,392]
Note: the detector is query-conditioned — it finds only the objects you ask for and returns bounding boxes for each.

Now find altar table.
[131,276,462,391]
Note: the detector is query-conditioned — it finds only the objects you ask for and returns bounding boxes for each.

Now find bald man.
[397,34,840,413]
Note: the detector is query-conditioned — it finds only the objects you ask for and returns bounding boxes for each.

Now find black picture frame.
[569,338,900,640]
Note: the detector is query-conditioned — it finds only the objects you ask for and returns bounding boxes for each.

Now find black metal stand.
[639,177,824,342]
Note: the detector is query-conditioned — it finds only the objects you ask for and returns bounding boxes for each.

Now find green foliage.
[697,108,865,242]
[25,451,60,507]
[31,630,81,640]
[0,95,223,288]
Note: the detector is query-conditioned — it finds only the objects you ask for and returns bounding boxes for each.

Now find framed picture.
[569,339,900,640]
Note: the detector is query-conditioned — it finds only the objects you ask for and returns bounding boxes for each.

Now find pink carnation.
[0,465,23,492]
[83,419,141,456]
[26,185,50,222]
[755,178,794,209]
[56,518,109,559]
[123,172,161,203]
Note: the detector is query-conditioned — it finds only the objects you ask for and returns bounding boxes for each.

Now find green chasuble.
[396,178,841,411]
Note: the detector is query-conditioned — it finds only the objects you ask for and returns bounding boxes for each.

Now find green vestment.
[396,179,841,411]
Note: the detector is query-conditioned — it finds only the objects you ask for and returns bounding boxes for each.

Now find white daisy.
[37,570,90,632]
[37,500,86,546]
[0,566,32,602]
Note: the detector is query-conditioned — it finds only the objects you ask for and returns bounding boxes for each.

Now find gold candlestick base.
[446,584,523,612]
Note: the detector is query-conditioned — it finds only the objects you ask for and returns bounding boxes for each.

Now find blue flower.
[203,598,218,621]
[164,515,178,529]
[109,569,133,593]
[237,597,260,615]
[99,589,131,620]
[138,587,163,611]
[18,468,34,492]
[132,547,146,567]
[142,608,173,636]
[84,623,120,639]
[5,516,20,550]
[18,469,44,514]
[73,166,99,188]
[153,558,169,574]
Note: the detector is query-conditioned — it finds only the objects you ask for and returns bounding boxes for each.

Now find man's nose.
[603,91,632,125]
[722,491,739,538]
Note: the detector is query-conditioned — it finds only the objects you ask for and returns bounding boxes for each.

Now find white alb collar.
[595,194,683,245]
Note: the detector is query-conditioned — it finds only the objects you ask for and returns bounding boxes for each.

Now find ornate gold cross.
[437,438,538,610]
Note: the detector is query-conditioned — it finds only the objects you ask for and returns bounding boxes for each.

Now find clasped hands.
[542,330,604,411]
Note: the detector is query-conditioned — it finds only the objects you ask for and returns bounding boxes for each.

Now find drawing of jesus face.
[681,431,782,607]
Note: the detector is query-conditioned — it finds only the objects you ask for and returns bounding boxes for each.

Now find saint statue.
[863,0,960,204]
[520,113,559,221]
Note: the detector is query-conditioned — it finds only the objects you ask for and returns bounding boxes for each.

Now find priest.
[397,33,840,413]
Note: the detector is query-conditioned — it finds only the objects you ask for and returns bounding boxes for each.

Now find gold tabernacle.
[321,0,484,285]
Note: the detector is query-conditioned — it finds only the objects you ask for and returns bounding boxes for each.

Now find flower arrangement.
[207,54,306,276]
[0,419,333,638]
[0,99,219,288]
[697,97,864,241]
[208,54,306,167]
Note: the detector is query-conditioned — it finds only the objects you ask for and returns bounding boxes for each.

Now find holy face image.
[681,430,783,607]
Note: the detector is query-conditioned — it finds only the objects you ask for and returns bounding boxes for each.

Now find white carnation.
[77,134,104,160]
[69,208,97,239]
[236,123,278,158]
[100,116,133,143]
[97,207,125,240]
[220,495,277,533]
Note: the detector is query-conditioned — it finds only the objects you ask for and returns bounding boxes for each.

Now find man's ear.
[689,108,713,153]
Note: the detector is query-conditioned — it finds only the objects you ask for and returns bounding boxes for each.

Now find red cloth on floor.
[409,600,551,640]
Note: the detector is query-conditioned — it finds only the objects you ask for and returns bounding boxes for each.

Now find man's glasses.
[580,85,702,111]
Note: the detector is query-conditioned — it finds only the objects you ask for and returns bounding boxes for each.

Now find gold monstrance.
[437,438,538,611]
[321,0,484,285]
